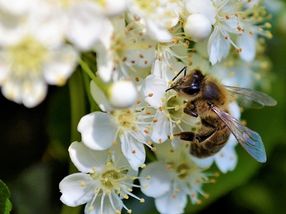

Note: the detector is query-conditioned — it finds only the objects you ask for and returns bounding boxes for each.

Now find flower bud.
[184,14,212,42]
[109,80,138,108]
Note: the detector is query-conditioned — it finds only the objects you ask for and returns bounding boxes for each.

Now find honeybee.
[166,67,277,163]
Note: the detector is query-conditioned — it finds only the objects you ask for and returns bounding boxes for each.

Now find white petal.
[2,77,47,108]
[44,45,78,86]
[69,142,108,173]
[21,78,47,108]
[67,5,107,50]
[208,27,231,65]
[214,135,238,173]
[59,173,94,207]
[90,81,113,112]
[238,33,256,62]
[120,132,146,170]
[228,102,241,119]
[100,0,127,16]
[0,0,34,15]
[78,112,118,150]
[84,193,123,214]
[95,43,114,82]
[146,20,173,42]
[155,190,187,214]
[151,111,170,143]
[142,75,167,108]
[140,161,172,198]
[30,5,66,48]
[190,156,214,169]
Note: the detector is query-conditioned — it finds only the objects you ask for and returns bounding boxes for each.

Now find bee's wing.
[211,105,267,163]
[225,86,277,108]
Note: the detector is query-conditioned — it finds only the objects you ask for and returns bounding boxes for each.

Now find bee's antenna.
[172,66,187,81]
[165,86,175,92]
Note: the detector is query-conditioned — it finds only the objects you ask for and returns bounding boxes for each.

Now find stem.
[79,59,109,94]
[60,70,87,214]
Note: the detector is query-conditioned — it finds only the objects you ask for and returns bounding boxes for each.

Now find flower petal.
[208,27,231,65]
[67,4,108,50]
[142,75,167,108]
[59,173,94,207]
[238,33,256,62]
[90,81,113,112]
[69,142,108,173]
[140,161,172,198]
[155,189,187,214]
[151,111,170,143]
[84,193,123,214]
[120,132,146,170]
[43,45,78,86]
[78,112,117,150]
[214,135,238,173]
[190,156,214,169]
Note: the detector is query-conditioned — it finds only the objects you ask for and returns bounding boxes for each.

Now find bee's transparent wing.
[211,105,267,163]
[225,86,277,108]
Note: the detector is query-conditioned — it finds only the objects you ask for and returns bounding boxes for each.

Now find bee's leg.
[174,132,195,141]
[184,101,198,117]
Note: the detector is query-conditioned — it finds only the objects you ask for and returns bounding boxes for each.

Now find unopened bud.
[109,80,138,108]
[184,14,212,42]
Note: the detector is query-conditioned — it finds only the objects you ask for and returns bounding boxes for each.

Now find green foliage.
[0,180,12,214]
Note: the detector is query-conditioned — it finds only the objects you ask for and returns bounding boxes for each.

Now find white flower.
[128,0,182,42]
[142,46,198,144]
[95,17,156,82]
[185,0,271,64]
[60,142,144,214]
[0,35,77,107]
[78,81,154,170]
[109,80,138,109]
[191,102,240,173]
[140,143,214,214]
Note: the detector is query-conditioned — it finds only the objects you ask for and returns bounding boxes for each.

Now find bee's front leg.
[184,101,198,117]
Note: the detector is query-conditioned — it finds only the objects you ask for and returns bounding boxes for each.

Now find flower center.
[165,94,186,119]
[100,169,123,190]
[112,109,137,131]
[8,36,48,75]
[176,163,191,179]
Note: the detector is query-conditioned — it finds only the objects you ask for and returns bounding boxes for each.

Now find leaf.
[0,180,12,214]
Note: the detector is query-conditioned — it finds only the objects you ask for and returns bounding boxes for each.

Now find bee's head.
[166,70,205,96]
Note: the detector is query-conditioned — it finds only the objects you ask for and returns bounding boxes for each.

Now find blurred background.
[1,1,286,214]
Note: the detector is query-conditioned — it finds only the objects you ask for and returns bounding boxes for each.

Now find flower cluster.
[0,0,274,213]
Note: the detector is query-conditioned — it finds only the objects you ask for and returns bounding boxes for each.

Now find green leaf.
[0,180,12,214]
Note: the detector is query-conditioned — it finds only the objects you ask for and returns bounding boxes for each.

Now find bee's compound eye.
[182,86,200,95]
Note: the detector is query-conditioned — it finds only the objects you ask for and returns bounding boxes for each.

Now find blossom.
[0,35,77,107]
[60,142,143,214]
[140,143,214,214]
[78,81,154,170]
[95,17,156,82]
[185,0,271,64]
[142,45,199,144]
